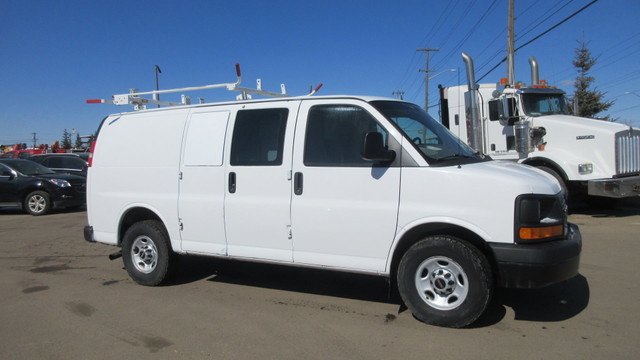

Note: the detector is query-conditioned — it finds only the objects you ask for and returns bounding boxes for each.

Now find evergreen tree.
[571,40,614,120]
[61,129,72,149]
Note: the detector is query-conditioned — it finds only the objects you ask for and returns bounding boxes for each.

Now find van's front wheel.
[397,235,492,328]
[122,220,176,286]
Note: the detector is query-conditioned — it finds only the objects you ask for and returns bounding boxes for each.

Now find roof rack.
[87,63,323,111]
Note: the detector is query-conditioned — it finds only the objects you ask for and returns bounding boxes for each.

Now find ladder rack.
[86,63,323,111]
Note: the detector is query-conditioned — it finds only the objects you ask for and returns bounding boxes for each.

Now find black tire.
[24,191,51,216]
[537,166,567,197]
[122,220,176,286]
[397,235,492,328]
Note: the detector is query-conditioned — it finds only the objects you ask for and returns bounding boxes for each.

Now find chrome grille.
[616,130,640,175]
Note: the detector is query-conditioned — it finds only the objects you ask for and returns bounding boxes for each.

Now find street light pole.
[154,65,162,108]
[426,69,456,110]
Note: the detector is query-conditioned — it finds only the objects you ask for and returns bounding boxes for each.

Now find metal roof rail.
[87,63,322,111]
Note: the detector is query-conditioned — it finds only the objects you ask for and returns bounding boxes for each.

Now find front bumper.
[587,175,640,198]
[489,223,581,289]
[50,183,86,209]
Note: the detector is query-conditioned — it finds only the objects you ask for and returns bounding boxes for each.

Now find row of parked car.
[0,153,88,215]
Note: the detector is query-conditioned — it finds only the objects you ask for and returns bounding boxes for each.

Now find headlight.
[48,179,71,187]
[578,163,593,174]
[515,193,566,243]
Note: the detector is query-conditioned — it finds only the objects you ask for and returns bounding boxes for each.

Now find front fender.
[385,216,493,273]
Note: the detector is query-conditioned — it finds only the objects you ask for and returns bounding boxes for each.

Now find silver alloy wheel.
[27,194,47,214]
[414,256,469,311]
[130,236,158,274]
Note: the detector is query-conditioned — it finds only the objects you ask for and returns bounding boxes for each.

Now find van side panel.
[87,110,187,247]
[178,110,230,254]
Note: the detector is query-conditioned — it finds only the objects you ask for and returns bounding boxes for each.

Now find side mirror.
[361,132,396,163]
[1,170,16,180]
[489,98,518,124]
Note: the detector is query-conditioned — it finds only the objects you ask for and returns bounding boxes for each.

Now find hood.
[453,160,562,195]
[533,114,637,135]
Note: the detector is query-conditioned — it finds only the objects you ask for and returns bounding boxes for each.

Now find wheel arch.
[118,206,167,247]
[522,157,568,182]
[19,183,48,202]
[388,222,496,284]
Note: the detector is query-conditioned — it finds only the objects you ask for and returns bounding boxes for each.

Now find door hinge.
[179,221,184,231]
[179,171,183,180]
[287,225,292,239]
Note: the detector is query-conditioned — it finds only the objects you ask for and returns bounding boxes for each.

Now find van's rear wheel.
[397,235,492,328]
[122,220,176,286]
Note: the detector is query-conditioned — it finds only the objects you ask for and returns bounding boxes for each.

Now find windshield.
[2,161,55,175]
[370,101,483,165]
[521,93,569,116]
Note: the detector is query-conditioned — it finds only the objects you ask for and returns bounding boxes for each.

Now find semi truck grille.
[616,129,640,175]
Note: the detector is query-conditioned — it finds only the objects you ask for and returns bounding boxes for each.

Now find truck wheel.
[397,235,492,328]
[537,166,567,196]
[24,191,51,216]
[122,220,176,286]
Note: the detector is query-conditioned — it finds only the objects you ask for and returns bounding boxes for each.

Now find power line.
[436,0,501,68]
[517,0,575,41]
[477,0,600,82]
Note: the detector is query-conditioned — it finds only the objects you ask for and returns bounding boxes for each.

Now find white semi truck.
[439,53,640,199]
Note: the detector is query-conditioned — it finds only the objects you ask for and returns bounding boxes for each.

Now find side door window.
[47,157,64,168]
[230,108,288,166]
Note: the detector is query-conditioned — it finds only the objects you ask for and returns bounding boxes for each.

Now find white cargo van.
[84,71,580,328]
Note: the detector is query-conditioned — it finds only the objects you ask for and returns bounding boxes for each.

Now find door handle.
[229,172,236,193]
[294,172,303,195]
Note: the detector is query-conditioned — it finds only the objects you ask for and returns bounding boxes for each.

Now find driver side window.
[304,105,387,167]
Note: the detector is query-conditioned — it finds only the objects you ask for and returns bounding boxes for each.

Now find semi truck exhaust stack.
[462,52,483,153]
[529,56,539,86]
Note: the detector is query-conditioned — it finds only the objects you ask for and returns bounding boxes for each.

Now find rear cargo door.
[178,110,230,254]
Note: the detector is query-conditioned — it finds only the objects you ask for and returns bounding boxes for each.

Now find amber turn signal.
[519,225,563,240]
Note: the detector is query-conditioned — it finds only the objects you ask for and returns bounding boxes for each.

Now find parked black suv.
[0,159,86,215]
[28,154,89,177]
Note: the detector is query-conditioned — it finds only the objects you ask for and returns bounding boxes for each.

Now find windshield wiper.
[435,150,486,162]
[435,153,473,162]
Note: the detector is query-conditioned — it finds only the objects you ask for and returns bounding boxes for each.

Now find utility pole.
[392,90,405,100]
[32,132,37,148]
[506,0,515,86]
[417,46,439,111]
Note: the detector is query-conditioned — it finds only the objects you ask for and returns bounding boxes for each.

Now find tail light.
[88,140,97,167]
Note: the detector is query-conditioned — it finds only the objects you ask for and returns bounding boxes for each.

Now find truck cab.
[440,55,640,199]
